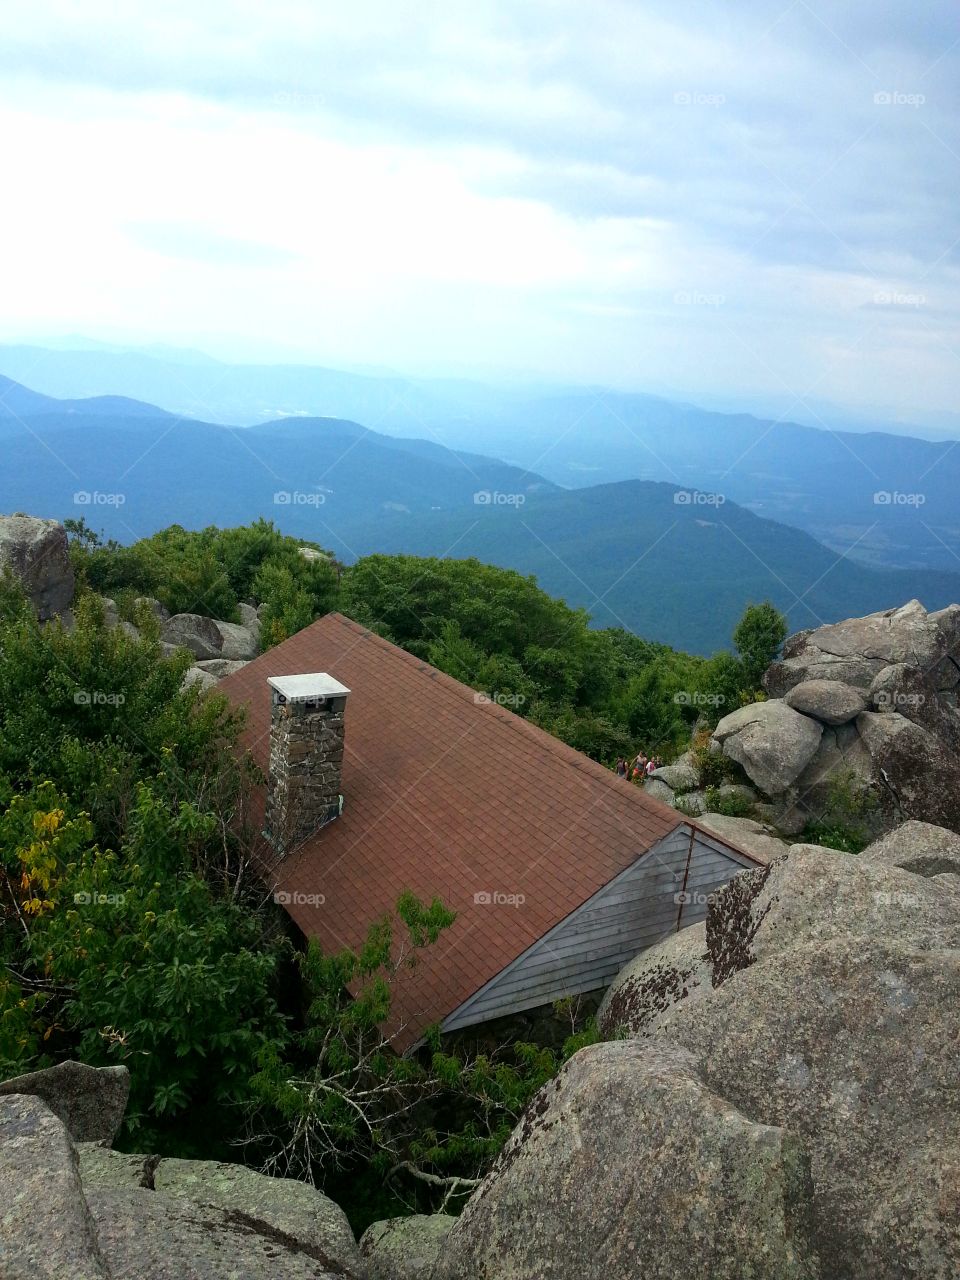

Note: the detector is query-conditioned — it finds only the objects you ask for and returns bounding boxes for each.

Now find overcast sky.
[1,1,958,425]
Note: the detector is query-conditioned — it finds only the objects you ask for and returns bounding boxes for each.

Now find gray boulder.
[696,812,790,865]
[650,762,699,792]
[858,712,960,832]
[676,788,707,815]
[705,843,960,986]
[859,819,960,877]
[855,708,914,755]
[765,600,960,698]
[0,1094,109,1280]
[161,613,224,660]
[0,514,75,619]
[95,596,120,628]
[712,701,822,795]
[641,777,674,806]
[79,1144,155,1190]
[658,935,960,1280]
[717,782,758,805]
[433,1040,820,1280]
[152,1158,362,1271]
[214,620,258,660]
[0,1061,130,1145]
[194,658,249,678]
[181,666,219,694]
[87,1185,360,1280]
[597,921,712,1038]
[784,679,867,725]
[134,596,170,623]
[870,662,960,750]
[793,721,874,821]
[360,1214,455,1279]
[0,1078,365,1280]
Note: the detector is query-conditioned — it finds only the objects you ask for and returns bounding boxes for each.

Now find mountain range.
[1,342,957,574]
[2,372,959,653]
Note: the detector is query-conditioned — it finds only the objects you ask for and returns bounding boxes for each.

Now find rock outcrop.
[161,612,227,660]
[437,820,960,1279]
[596,920,712,1038]
[0,1066,365,1280]
[0,1060,130,1145]
[161,612,257,689]
[0,1093,110,1280]
[711,700,823,795]
[0,513,75,619]
[694,812,791,864]
[764,599,960,697]
[433,1040,820,1279]
[360,1214,454,1279]
[658,934,960,1279]
[712,601,960,836]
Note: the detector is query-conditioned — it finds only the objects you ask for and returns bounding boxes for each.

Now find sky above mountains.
[1,1,958,428]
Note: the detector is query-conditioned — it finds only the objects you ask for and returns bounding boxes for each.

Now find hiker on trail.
[615,757,628,778]
[645,758,657,776]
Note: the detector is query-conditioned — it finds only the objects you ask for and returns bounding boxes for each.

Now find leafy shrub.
[691,736,738,789]
[703,785,754,818]
[800,770,880,854]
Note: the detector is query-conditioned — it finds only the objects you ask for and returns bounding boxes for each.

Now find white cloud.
[0,0,957,423]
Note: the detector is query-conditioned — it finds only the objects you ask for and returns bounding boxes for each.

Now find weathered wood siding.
[440,825,758,1034]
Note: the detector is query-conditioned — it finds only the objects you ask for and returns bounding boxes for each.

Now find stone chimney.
[264,673,350,857]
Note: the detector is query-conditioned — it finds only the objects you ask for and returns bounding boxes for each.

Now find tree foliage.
[67,519,339,648]
[733,600,789,692]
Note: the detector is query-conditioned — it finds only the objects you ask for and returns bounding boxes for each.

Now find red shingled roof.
[219,612,690,1051]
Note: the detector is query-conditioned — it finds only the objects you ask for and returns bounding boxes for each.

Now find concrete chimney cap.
[268,673,351,703]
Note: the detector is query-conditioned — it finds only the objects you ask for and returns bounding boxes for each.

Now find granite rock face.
[588,821,960,1280]
[596,920,712,1037]
[0,1089,366,1280]
[0,1094,109,1280]
[711,701,823,795]
[711,602,960,835]
[360,1213,455,1279]
[433,1040,821,1280]
[0,1061,130,1145]
[0,513,75,619]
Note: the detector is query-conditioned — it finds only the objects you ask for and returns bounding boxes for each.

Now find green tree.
[733,601,788,693]
[0,580,287,1152]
